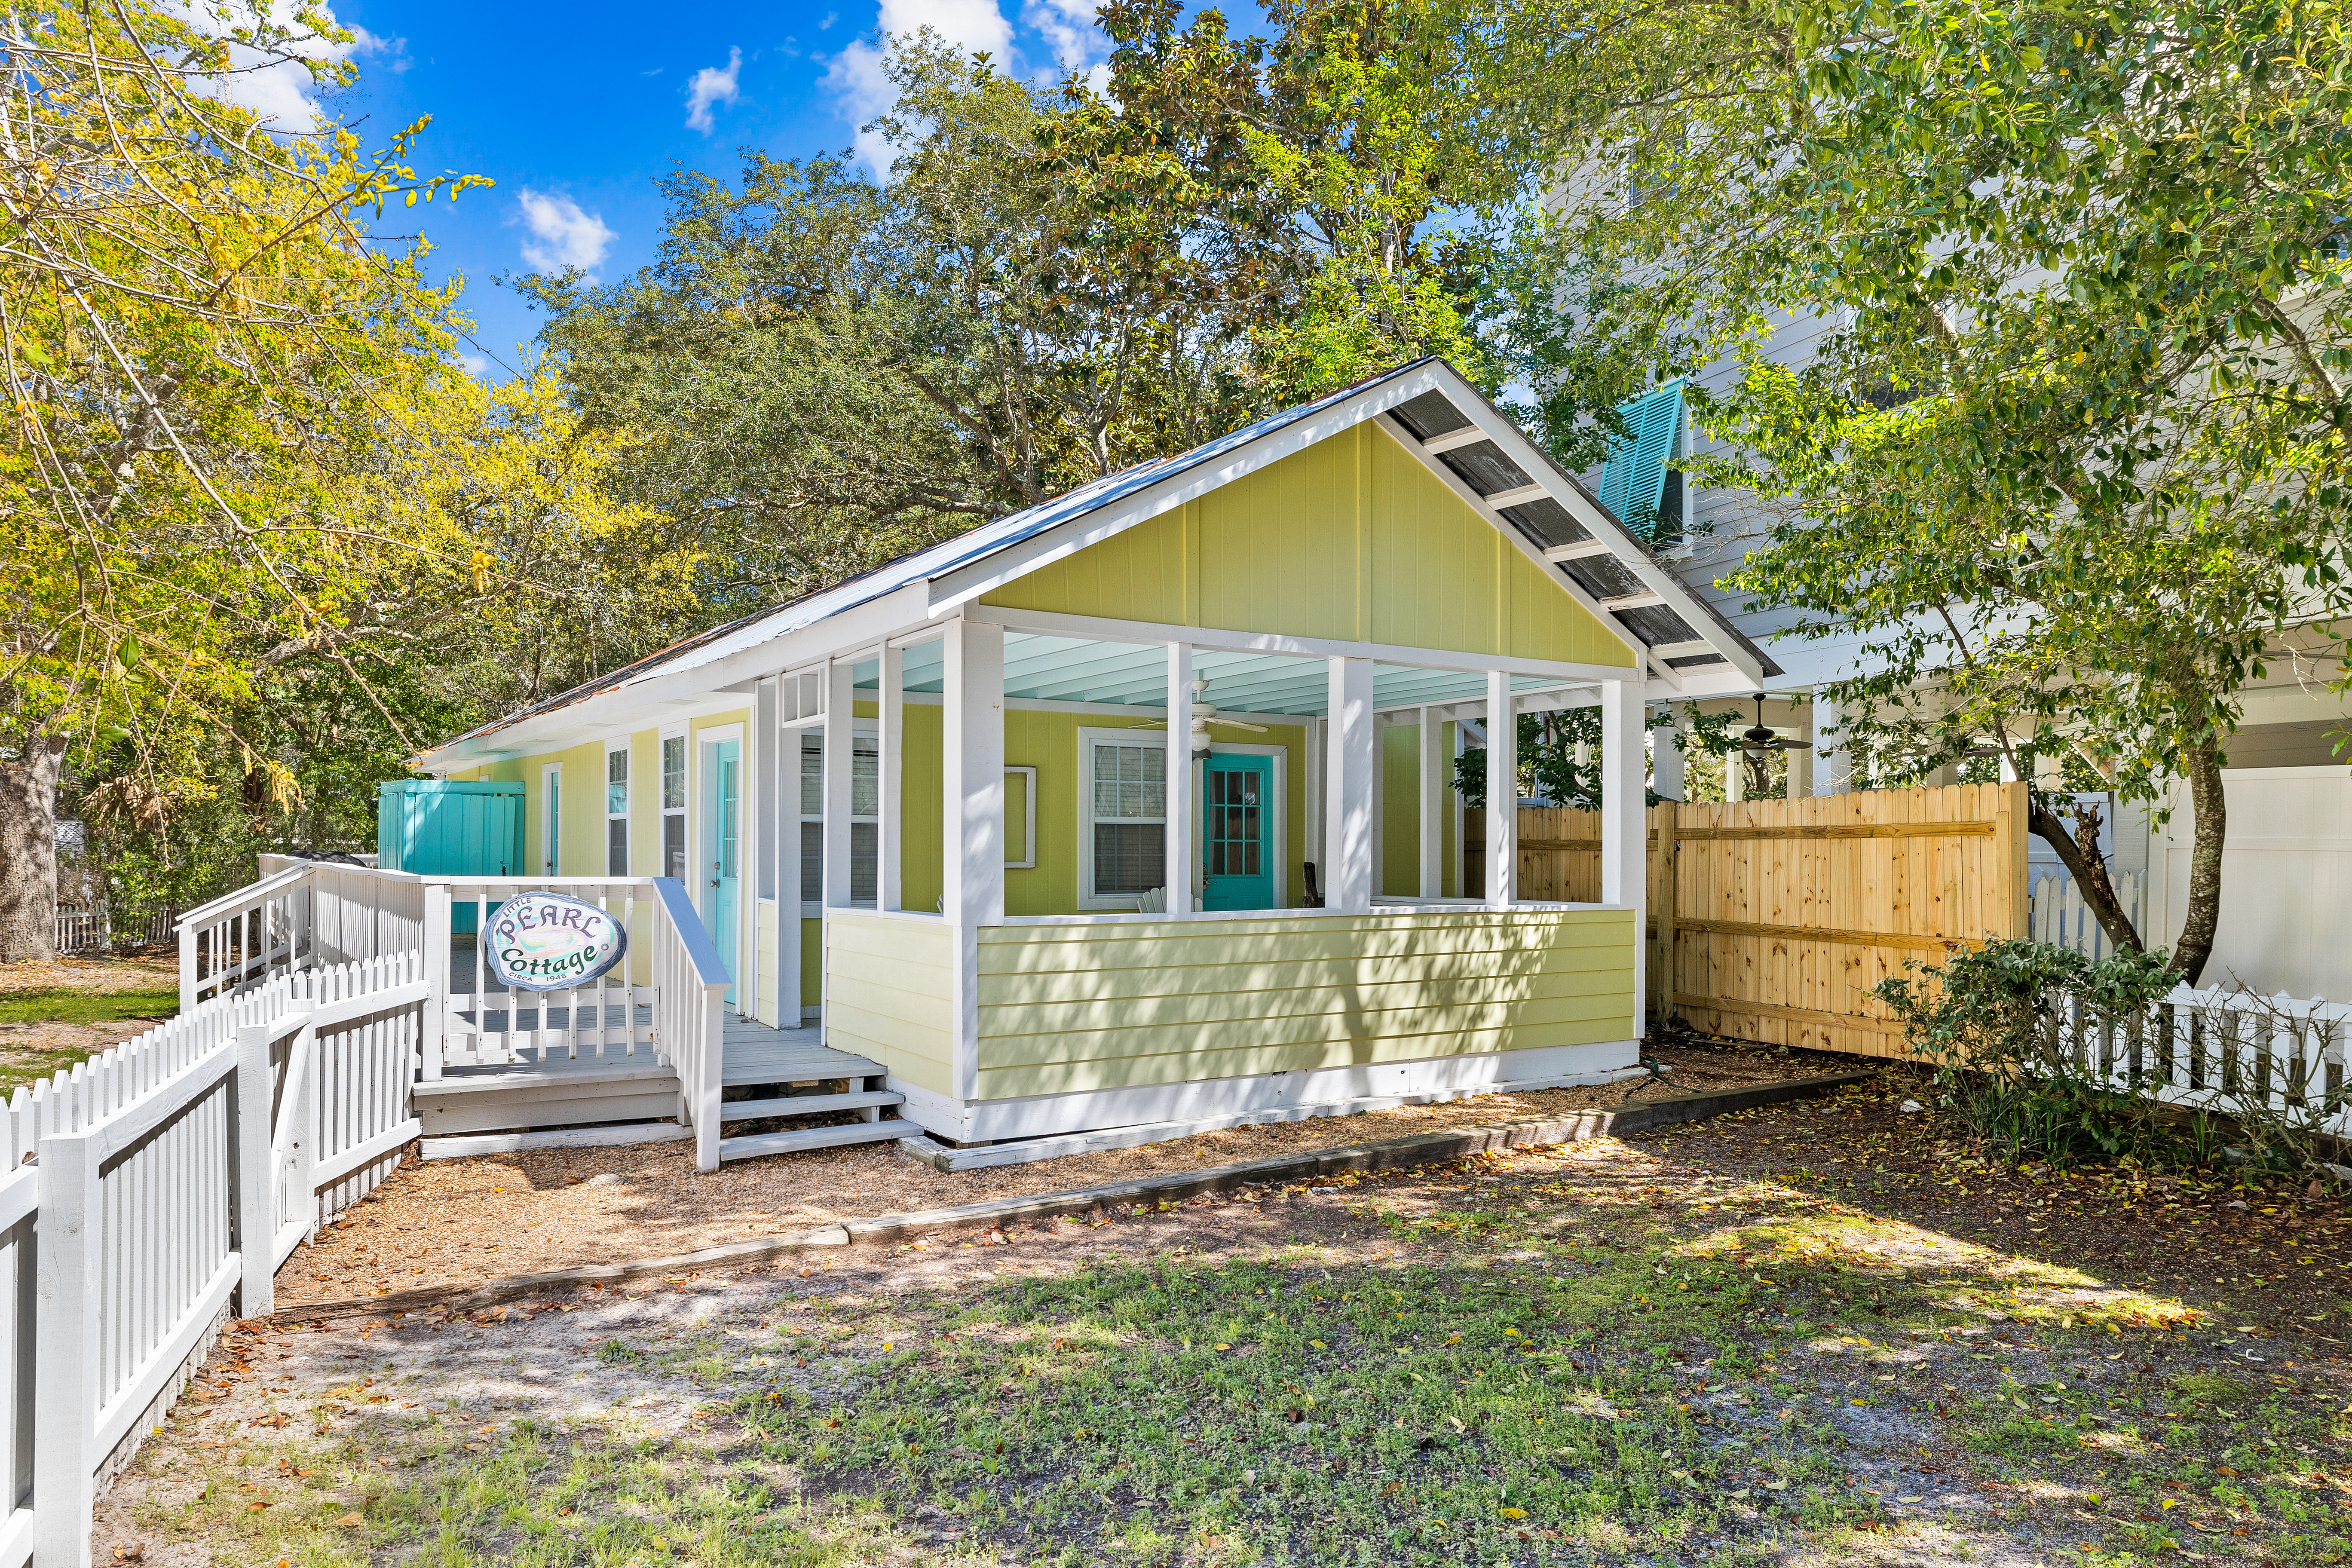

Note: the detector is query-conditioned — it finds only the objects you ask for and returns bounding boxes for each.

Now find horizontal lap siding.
[825,913,955,1095]
[976,910,1635,1099]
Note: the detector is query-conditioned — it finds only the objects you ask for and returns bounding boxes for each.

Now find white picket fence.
[3,951,423,1568]
[2053,980,2352,1139]
[2027,870,2146,962]
[52,907,176,956]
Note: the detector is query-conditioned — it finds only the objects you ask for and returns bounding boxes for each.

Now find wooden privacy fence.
[3,952,423,1568]
[1513,784,2030,1057]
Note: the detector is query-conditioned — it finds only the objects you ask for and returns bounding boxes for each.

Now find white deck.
[435,1013,882,1087]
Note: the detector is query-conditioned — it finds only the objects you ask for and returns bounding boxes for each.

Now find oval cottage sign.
[487,893,628,992]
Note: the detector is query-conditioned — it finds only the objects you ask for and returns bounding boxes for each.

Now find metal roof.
[415,357,1774,766]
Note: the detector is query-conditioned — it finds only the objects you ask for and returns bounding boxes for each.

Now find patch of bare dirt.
[276,1039,1856,1306]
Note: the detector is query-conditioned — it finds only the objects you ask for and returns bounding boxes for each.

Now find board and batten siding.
[980,421,1635,669]
[823,910,956,1096]
[973,909,1636,1100]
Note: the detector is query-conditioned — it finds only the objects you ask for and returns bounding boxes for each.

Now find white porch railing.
[6,949,423,1568]
[179,859,733,1171]
[424,878,668,1072]
[176,861,317,1005]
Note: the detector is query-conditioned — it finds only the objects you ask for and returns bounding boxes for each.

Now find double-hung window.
[799,730,879,907]
[1081,733,1165,908]
[605,744,630,875]
[660,733,687,881]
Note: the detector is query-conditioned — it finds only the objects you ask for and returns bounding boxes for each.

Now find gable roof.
[413,358,1773,769]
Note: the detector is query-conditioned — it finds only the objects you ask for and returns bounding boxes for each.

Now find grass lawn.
[110,1081,2352,1566]
[0,984,179,1027]
[0,982,178,1099]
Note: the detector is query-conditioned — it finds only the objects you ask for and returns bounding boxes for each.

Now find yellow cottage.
[409,359,1773,1168]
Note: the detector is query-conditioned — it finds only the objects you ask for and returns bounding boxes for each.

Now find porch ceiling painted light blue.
[853,635,1569,716]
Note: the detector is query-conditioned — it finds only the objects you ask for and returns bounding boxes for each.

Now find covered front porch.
[760,610,1654,1147]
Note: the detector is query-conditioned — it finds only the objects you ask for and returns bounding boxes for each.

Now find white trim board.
[901,1057,1648,1171]
[888,1038,1641,1145]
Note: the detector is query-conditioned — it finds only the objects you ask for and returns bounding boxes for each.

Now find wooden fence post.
[233,1024,276,1319]
[32,1128,101,1568]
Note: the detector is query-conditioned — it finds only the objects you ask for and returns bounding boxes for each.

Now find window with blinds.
[660,734,687,880]
[1088,741,1165,899]
[800,733,879,905]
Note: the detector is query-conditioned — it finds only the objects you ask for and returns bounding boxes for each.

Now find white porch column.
[1303,716,1324,902]
[1651,701,1684,802]
[1418,704,1442,899]
[943,619,1004,1110]
[943,620,1006,926]
[1601,677,1648,1035]
[1325,657,1376,913]
[1786,702,1814,796]
[1165,644,1195,912]
[820,657,856,1037]
[749,674,779,1024]
[1484,670,1517,908]
[879,642,904,911]
[1813,692,1846,796]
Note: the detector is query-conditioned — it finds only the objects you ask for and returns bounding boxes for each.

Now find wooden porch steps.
[719,1088,902,1124]
[718,1119,909,1162]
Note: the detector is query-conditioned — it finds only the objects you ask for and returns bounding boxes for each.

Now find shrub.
[1877,939,2185,1167]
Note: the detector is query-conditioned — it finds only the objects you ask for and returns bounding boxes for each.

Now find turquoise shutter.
[1596,381,1684,539]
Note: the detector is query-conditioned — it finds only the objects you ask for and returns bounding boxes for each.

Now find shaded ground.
[103,1079,2352,1566]
[277,1040,1849,1306]
[0,950,176,1098]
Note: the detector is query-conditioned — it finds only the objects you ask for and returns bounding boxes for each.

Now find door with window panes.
[1201,754,1274,910]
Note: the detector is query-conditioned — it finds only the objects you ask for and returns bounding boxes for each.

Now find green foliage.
[1451,708,1605,806]
[1878,940,2187,1167]
[1498,0,2352,981]
[0,987,176,1027]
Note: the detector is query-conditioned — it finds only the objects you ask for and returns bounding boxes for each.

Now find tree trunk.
[0,733,67,962]
[2169,734,2227,986]
[2026,802,2143,954]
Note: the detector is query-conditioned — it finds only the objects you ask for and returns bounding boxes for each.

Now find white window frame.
[794,717,877,917]
[1004,765,1038,871]
[1078,726,1170,911]
[604,738,631,876]
[540,761,563,877]
[659,726,688,883]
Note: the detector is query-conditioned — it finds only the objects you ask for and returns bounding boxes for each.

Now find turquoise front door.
[1202,754,1276,911]
[704,738,741,1004]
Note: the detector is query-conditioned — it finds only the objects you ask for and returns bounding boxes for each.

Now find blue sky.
[227,0,1259,377]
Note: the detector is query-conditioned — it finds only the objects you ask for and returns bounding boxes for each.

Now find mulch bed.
[1636,1071,2352,1332]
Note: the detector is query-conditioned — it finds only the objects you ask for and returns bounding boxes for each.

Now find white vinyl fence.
[3,951,423,1568]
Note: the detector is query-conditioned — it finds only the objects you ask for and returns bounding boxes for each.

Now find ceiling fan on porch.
[1184,680,1266,760]
[1736,692,1810,795]
[1134,679,1267,760]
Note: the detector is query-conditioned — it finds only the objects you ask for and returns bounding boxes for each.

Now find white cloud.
[169,3,407,132]
[456,352,489,379]
[685,47,743,135]
[1021,0,1109,83]
[826,0,1017,172]
[515,190,616,274]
